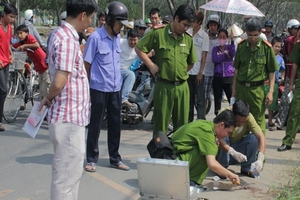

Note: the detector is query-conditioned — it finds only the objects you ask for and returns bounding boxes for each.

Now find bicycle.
[3,50,40,123]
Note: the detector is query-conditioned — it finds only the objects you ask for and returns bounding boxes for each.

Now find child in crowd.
[13,24,50,101]
[266,37,285,131]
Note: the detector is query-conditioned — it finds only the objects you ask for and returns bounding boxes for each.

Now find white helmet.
[24,9,33,20]
[60,11,67,20]
[206,14,221,29]
[286,19,300,29]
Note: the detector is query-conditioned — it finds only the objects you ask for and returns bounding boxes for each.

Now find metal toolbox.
[137,157,190,200]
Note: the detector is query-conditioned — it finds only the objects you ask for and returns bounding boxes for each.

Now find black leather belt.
[156,77,185,86]
[238,80,264,87]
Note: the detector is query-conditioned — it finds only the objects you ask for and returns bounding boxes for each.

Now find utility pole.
[142,0,145,20]
[94,0,98,27]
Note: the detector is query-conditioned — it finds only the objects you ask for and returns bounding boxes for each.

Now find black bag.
[147,131,176,160]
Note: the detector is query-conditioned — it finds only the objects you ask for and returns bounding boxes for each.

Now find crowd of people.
[2,0,300,199]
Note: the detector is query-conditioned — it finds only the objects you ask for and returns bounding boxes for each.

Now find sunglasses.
[138,27,146,31]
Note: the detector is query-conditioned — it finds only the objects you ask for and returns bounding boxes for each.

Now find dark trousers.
[86,89,122,165]
[0,65,9,123]
[187,75,205,122]
[212,76,233,115]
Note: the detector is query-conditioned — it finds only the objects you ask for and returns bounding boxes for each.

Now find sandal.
[85,162,97,172]
[110,161,130,171]
[268,123,277,131]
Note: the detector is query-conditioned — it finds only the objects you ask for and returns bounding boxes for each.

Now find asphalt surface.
[0,102,300,200]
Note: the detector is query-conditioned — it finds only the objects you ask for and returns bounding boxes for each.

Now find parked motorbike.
[101,63,154,126]
[121,65,155,125]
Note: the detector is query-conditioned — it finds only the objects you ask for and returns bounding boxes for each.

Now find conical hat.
[227,24,244,37]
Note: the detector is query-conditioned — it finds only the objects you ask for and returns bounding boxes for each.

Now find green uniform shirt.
[171,120,217,184]
[136,24,198,81]
[289,42,300,75]
[234,38,278,81]
[229,113,262,144]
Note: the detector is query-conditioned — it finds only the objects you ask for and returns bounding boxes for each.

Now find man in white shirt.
[204,14,220,111]
[120,29,139,106]
[187,11,209,121]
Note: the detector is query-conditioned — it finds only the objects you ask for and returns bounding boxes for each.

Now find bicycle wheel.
[3,71,24,123]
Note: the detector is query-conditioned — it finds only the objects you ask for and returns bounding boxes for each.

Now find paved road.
[0,103,300,200]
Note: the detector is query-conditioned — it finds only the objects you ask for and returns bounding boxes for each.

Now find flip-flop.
[85,162,97,172]
[110,161,130,171]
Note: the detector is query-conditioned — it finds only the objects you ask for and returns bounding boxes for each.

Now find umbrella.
[200,0,265,17]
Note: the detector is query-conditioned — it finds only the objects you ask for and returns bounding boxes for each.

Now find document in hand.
[22,102,48,138]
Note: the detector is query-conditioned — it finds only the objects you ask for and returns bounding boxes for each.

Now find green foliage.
[272,166,300,199]
[5,0,300,32]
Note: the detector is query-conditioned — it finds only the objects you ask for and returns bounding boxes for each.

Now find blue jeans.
[217,134,258,172]
[121,69,135,103]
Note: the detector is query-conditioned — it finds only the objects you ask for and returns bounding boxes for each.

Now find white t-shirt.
[188,27,209,75]
[120,38,138,70]
[204,36,219,77]
[240,32,267,40]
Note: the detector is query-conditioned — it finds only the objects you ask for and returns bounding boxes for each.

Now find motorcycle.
[121,64,155,125]
[101,63,155,126]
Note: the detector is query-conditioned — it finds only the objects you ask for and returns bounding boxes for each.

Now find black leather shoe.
[277,144,291,151]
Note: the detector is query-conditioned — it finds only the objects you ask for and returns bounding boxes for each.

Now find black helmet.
[134,19,147,28]
[162,15,173,24]
[264,20,273,27]
[105,1,129,27]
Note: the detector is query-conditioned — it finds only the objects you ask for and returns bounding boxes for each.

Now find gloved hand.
[250,152,265,172]
[228,147,247,163]
[230,97,236,106]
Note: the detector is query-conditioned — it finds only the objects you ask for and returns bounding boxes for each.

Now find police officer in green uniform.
[278,42,300,151]
[135,5,198,136]
[232,17,278,135]
[171,110,240,185]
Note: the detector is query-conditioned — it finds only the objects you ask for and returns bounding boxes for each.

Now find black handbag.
[147,130,176,160]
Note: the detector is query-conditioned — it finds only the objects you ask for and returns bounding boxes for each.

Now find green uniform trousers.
[236,82,266,135]
[283,78,300,146]
[153,80,189,136]
[177,148,209,184]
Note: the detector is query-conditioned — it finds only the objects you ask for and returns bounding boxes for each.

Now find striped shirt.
[47,21,90,126]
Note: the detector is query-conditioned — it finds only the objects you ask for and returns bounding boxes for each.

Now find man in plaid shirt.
[39,0,98,199]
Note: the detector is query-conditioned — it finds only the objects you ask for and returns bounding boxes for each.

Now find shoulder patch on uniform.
[262,39,272,47]
[153,24,165,30]
[185,31,192,37]
[238,39,245,44]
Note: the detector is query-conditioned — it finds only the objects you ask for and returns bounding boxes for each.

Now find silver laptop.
[137,157,190,200]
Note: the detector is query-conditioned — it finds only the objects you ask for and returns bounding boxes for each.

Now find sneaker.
[0,123,5,131]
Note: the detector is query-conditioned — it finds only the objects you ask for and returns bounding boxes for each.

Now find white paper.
[22,102,48,138]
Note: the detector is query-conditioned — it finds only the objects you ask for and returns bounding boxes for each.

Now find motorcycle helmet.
[264,20,273,27]
[105,1,129,27]
[134,19,147,28]
[162,15,173,24]
[24,9,33,20]
[286,19,300,30]
[145,18,151,24]
[60,11,67,20]
[206,14,221,29]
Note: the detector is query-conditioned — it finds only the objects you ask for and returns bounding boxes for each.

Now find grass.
[270,165,300,199]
